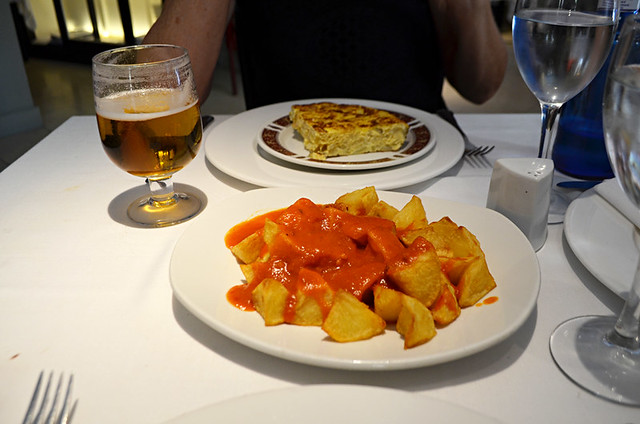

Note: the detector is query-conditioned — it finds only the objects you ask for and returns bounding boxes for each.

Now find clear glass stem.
[127,176,201,227]
[146,176,178,208]
[607,252,640,351]
[538,103,562,159]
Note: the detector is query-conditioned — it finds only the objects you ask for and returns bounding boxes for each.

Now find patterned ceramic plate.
[257,110,435,171]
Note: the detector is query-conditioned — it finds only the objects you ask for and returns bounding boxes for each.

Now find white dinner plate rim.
[170,187,540,370]
[255,107,436,171]
[564,188,637,298]
[162,385,503,423]
[204,98,464,190]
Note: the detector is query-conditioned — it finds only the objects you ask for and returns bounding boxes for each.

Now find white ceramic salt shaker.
[486,158,554,251]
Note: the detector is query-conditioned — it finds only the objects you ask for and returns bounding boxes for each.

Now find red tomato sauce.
[225,198,428,315]
[224,209,284,248]
[475,296,499,307]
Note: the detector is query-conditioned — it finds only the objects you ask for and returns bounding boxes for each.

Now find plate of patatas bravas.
[170,187,540,370]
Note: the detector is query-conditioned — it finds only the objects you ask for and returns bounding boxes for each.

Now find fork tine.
[467,146,482,156]
[56,375,74,424]
[472,146,487,156]
[480,145,495,155]
[22,371,44,424]
[33,372,53,424]
[44,374,64,424]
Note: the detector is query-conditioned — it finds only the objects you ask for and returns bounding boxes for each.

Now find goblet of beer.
[92,44,203,227]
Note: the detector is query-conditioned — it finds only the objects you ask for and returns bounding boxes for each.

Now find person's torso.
[234,0,445,112]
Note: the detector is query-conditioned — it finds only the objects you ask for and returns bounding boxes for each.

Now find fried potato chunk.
[441,256,476,284]
[368,200,400,220]
[292,268,334,326]
[335,186,379,215]
[409,217,483,258]
[393,195,428,232]
[252,278,289,326]
[291,292,325,326]
[388,239,445,308]
[456,256,497,307]
[373,285,405,322]
[231,232,264,264]
[262,218,280,249]
[239,263,257,284]
[322,290,386,342]
[430,277,461,326]
[397,295,437,349]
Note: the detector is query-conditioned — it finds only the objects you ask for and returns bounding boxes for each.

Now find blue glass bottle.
[553,3,639,180]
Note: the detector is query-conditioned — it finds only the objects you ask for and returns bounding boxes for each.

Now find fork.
[464,144,495,156]
[23,371,76,424]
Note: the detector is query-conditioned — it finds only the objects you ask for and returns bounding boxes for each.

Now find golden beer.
[96,89,202,178]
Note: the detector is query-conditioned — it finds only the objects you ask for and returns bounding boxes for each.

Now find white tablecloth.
[0,114,635,423]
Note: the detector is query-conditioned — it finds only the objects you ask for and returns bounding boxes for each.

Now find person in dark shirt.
[144,0,507,113]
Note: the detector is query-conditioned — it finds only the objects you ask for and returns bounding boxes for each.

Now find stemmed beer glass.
[92,44,203,227]
[512,0,619,221]
[549,14,640,405]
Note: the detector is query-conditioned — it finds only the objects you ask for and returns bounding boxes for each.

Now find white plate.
[564,188,637,298]
[170,188,540,370]
[163,385,502,423]
[256,108,435,170]
[205,98,464,190]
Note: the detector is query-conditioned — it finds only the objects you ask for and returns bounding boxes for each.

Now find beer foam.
[95,88,196,121]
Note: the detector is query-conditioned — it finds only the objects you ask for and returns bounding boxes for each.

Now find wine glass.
[549,14,640,406]
[92,44,203,227]
[512,0,619,222]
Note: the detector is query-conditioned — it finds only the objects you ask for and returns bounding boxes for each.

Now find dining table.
[0,110,637,424]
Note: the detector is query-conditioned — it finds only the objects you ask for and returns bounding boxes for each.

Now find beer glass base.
[127,191,202,227]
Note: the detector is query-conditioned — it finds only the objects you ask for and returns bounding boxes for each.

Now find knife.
[556,180,601,190]
[202,115,215,130]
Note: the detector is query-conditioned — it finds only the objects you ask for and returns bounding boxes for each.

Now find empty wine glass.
[512,0,619,222]
[549,14,640,405]
[93,44,203,227]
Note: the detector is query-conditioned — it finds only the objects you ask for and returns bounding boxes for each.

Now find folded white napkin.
[595,178,640,228]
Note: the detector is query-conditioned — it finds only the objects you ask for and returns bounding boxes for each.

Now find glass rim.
[92,44,189,68]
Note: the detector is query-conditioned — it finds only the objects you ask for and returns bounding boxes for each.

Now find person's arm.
[143,0,234,103]
[428,0,508,104]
